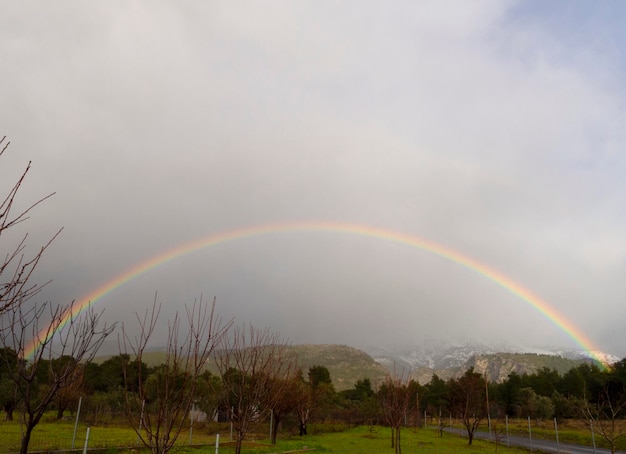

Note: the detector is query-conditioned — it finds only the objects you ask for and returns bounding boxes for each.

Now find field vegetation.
[0,408,624,453]
[0,417,540,454]
[2,315,626,454]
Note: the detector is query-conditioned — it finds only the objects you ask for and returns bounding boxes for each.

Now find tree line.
[6,343,624,453]
[415,360,626,453]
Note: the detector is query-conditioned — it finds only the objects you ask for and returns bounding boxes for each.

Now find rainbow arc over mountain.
[23,221,608,367]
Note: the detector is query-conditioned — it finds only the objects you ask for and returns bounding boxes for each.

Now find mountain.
[368,339,502,370]
[93,340,619,390]
[466,353,594,383]
[95,343,388,392]
[289,344,389,391]
[366,339,620,383]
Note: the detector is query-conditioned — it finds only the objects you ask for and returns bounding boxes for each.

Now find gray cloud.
[2,1,625,357]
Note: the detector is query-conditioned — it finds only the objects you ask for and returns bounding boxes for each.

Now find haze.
[1,1,625,357]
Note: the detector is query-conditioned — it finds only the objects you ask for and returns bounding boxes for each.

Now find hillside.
[93,343,607,389]
[289,344,389,391]
[367,340,613,384]
[376,353,597,385]
[94,344,388,392]
[466,352,595,383]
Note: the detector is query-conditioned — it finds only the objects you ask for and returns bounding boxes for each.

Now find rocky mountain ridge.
[365,339,619,384]
[95,340,619,389]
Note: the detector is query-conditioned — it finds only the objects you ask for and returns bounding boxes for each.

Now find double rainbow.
[23,221,608,367]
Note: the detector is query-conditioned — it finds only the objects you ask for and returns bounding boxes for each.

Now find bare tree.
[449,367,486,445]
[0,301,114,454]
[121,295,231,454]
[0,137,114,454]
[265,369,301,444]
[1,136,59,315]
[379,373,411,454]
[53,365,84,420]
[583,385,626,454]
[215,324,296,454]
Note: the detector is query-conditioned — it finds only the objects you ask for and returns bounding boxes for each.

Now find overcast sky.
[2,1,626,357]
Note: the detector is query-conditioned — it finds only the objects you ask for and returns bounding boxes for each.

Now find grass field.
[0,417,217,453]
[0,418,538,454]
[174,425,534,453]
[2,416,624,453]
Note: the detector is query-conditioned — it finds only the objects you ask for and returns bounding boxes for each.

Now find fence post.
[528,416,533,452]
[590,420,597,454]
[215,433,220,454]
[83,427,90,454]
[505,415,509,447]
[72,396,83,449]
[554,417,560,453]
[189,404,194,445]
[230,406,234,441]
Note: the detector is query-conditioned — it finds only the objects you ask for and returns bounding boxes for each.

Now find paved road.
[445,427,625,454]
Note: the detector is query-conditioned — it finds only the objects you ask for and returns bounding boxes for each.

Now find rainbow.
[23,221,608,367]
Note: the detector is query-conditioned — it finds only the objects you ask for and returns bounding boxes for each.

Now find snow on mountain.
[365,338,620,379]
[553,349,620,365]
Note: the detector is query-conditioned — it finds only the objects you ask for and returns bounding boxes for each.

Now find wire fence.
[0,422,135,453]
[0,419,235,453]
[0,411,270,454]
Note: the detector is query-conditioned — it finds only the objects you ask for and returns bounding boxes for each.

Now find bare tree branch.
[0,137,113,454]
[583,385,626,454]
[0,300,114,454]
[215,324,296,454]
[121,294,231,454]
[379,370,412,454]
[1,137,58,313]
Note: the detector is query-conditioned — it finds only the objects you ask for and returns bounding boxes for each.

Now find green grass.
[0,417,217,453]
[2,417,623,453]
[0,420,135,452]
[0,420,528,454]
[299,425,532,454]
[172,425,533,453]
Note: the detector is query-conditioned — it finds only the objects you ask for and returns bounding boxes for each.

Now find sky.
[2,1,626,358]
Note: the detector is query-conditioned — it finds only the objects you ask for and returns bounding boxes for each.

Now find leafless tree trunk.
[295,369,312,436]
[54,366,84,420]
[449,368,486,445]
[293,367,335,437]
[121,295,231,454]
[265,370,301,444]
[379,373,411,454]
[214,324,295,454]
[0,301,114,454]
